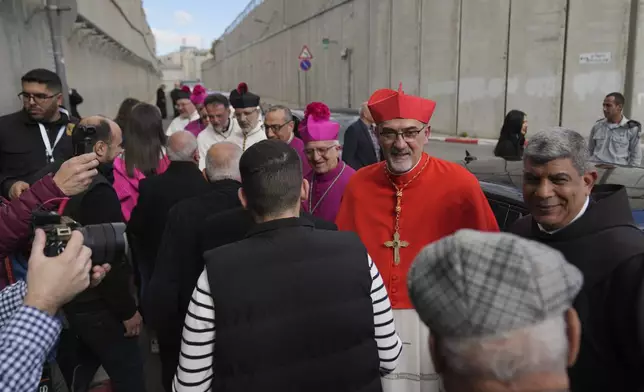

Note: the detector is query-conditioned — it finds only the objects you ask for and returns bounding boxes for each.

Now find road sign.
[300,59,312,72]
[298,45,313,60]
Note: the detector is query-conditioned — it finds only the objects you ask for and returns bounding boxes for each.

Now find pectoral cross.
[384,231,409,265]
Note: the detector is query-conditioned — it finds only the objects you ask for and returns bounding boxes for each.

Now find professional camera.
[32,210,127,265]
[71,124,97,156]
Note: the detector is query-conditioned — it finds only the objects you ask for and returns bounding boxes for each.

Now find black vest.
[511,185,644,392]
[205,218,382,392]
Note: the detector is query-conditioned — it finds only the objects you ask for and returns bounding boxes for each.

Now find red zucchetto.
[367,83,436,124]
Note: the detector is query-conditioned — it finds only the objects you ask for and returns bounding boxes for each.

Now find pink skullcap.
[300,115,340,143]
[190,92,206,106]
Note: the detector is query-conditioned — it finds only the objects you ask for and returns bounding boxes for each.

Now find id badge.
[38,363,53,392]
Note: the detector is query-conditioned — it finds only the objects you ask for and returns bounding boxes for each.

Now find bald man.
[57,116,146,390]
[143,142,243,391]
[342,102,383,170]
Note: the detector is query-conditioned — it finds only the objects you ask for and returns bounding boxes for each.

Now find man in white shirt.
[166,91,199,136]
[196,94,242,170]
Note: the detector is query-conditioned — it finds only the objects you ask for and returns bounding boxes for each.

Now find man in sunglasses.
[264,104,311,177]
[0,68,76,200]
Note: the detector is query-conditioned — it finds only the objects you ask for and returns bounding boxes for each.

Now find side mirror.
[464,150,477,164]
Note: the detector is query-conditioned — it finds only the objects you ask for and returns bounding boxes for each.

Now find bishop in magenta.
[336,85,499,392]
[300,102,355,223]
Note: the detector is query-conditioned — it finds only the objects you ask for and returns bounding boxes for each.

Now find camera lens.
[79,223,127,265]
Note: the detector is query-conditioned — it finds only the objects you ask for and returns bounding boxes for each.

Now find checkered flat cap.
[408,229,583,339]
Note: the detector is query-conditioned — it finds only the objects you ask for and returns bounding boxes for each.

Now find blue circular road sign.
[300,59,312,71]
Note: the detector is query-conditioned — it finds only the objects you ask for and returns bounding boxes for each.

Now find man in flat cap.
[336,85,499,392]
[408,229,583,392]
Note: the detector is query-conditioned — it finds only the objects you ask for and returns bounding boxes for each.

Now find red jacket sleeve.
[0,175,65,259]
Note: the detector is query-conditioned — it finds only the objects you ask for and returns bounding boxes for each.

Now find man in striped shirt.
[173,140,402,392]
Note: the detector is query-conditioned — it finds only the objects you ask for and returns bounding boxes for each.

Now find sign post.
[298,45,313,103]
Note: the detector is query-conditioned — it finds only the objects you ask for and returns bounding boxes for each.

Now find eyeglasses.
[265,121,292,132]
[304,145,338,156]
[379,127,424,142]
[18,92,59,105]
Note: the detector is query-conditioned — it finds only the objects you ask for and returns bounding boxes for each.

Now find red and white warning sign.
[298,45,313,60]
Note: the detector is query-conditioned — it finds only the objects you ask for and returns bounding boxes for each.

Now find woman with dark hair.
[113,102,170,221]
[114,97,141,131]
[494,110,528,160]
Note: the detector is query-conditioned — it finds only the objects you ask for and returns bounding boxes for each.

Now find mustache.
[391,147,411,155]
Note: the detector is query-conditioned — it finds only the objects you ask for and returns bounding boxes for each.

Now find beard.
[387,146,414,174]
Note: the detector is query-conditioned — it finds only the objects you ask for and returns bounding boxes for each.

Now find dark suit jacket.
[142,179,242,329]
[127,161,210,287]
[342,119,382,170]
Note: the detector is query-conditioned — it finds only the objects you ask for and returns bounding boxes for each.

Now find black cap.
[229,82,260,109]
[176,90,191,100]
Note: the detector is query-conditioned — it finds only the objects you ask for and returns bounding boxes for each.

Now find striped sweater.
[173,255,403,391]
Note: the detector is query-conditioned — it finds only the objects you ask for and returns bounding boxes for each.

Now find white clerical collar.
[287,132,295,144]
[538,196,590,234]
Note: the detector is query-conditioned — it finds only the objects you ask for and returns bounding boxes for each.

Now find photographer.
[0,229,109,392]
[0,153,99,288]
[58,116,144,391]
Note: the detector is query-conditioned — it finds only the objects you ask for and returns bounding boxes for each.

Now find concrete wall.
[203,0,644,139]
[0,0,160,118]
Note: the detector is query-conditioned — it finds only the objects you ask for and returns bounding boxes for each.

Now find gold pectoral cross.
[384,231,409,265]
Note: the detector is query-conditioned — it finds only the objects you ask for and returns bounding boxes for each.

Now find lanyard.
[38,108,69,163]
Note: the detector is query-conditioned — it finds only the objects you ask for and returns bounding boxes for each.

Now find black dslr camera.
[32,210,127,264]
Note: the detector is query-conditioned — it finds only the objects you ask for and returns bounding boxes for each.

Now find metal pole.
[624,0,640,118]
[347,48,352,108]
[46,0,71,109]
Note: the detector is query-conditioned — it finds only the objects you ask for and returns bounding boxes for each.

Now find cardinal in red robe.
[335,84,499,392]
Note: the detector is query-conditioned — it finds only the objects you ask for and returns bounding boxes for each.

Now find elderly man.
[127,131,209,304]
[143,142,243,392]
[588,92,642,166]
[228,82,266,151]
[343,102,383,170]
[299,102,355,222]
[509,127,644,392]
[336,85,499,392]
[166,90,199,136]
[408,229,583,392]
[264,104,311,177]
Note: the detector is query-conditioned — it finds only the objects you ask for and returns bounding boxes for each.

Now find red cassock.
[336,154,499,309]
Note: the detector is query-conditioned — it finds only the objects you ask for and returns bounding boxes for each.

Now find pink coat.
[113,155,171,221]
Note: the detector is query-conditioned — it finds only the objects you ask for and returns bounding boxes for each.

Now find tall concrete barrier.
[0,0,160,118]
[204,0,644,139]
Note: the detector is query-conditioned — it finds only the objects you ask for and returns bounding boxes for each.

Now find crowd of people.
[0,67,643,392]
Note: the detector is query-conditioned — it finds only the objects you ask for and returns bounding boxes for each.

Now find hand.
[24,229,92,316]
[53,153,99,196]
[123,311,143,337]
[9,181,30,200]
[89,263,111,288]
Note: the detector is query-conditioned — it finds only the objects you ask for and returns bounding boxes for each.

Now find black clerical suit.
[342,119,382,170]
[127,160,210,301]
[57,164,145,392]
[143,178,242,392]
[0,109,76,198]
[510,184,644,392]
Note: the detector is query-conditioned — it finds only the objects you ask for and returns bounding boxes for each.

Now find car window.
[486,197,528,231]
